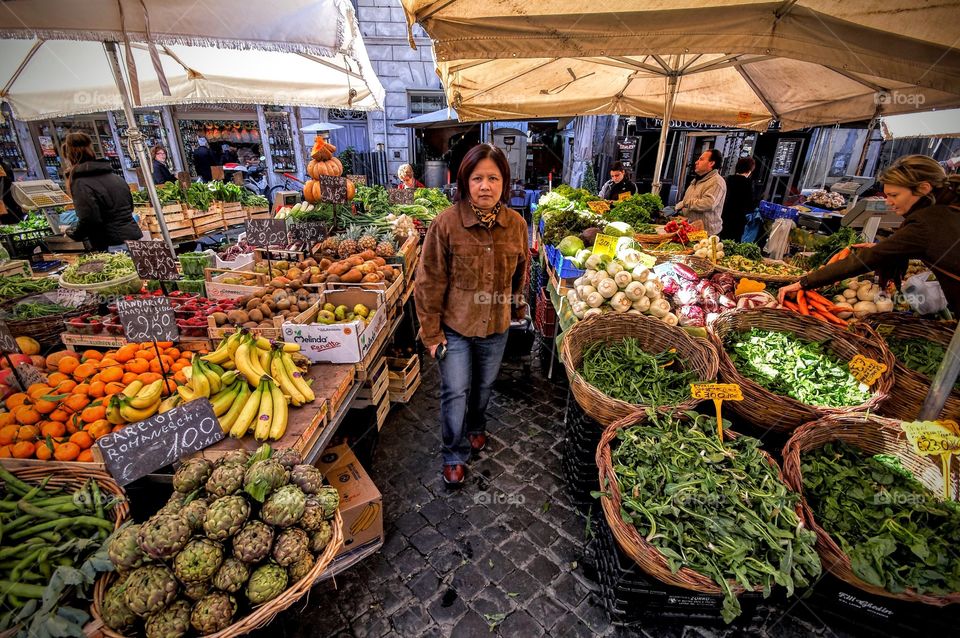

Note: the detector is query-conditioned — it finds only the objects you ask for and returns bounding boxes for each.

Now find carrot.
[782,300,801,312]
[815,308,848,326]
[827,247,851,265]
[796,290,810,315]
[804,290,834,307]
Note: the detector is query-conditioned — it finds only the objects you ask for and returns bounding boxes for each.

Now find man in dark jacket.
[192,137,216,182]
[68,159,143,251]
[720,156,756,241]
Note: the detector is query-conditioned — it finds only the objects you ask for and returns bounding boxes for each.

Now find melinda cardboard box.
[282,289,386,364]
[316,444,383,556]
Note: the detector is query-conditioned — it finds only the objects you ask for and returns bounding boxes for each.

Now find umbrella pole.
[103,41,175,254]
[918,325,960,421]
[651,75,679,197]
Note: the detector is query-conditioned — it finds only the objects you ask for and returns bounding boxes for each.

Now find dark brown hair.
[455,144,511,205]
[150,145,168,161]
[61,132,96,167]
[705,148,723,170]
[735,156,756,174]
[610,161,625,172]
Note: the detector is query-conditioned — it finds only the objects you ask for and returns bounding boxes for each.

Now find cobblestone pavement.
[257,352,854,638]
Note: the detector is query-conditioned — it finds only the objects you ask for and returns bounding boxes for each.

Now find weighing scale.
[833,175,900,241]
[11,180,86,252]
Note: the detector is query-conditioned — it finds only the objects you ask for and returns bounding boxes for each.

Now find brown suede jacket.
[414,201,529,347]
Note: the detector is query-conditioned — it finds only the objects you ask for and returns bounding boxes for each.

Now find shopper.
[220,144,239,165]
[0,158,23,223]
[598,161,638,200]
[61,132,142,251]
[192,137,216,182]
[151,146,175,185]
[720,156,756,241]
[415,143,529,487]
[676,149,727,235]
[397,163,425,189]
[779,154,960,310]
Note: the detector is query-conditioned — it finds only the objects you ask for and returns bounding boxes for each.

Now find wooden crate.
[246,206,272,221]
[222,202,247,226]
[324,265,404,308]
[387,354,420,401]
[0,259,31,277]
[185,206,219,220]
[353,356,388,408]
[206,298,315,341]
[374,392,391,430]
[204,263,268,301]
[193,217,226,236]
[310,363,356,417]
[389,375,420,404]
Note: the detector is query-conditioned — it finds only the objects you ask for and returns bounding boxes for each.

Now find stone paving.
[256,345,854,638]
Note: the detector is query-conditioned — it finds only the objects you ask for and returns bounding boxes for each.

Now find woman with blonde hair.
[396,163,424,190]
[780,154,960,310]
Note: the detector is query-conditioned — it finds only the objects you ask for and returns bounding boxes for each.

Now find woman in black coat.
[720,156,756,242]
[62,133,143,251]
[151,145,175,185]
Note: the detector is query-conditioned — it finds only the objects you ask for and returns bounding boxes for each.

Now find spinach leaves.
[580,339,696,407]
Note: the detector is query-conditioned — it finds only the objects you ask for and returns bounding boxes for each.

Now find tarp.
[400,1,960,130]
[881,109,960,140]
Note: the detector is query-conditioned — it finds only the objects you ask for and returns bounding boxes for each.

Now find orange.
[53,442,80,461]
[163,379,178,395]
[0,445,11,458]
[137,349,157,362]
[11,441,35,458]
[125,359,149,374]
[100,366,124,383]
[114,344,138,363]
[40,421,66,438]
[35,443,52,460]
[16,425,38,441]
[0,412,15,427]
[173,369,188,384]
[33,398,58,415]
[111,424,125,433]
[47,372,68,386]
[5,393,29,411]
[99,358,120,368]
[85,419,112,439]
[149,359,163,373]
[171,360,189,373]
[122,372,139,385]
[80,403,106,424]
[13,406,41,426]
[105,381,126,395]
[81,350,103,362]
[54,379,77,394]
[165,348,181,361]
[70,431,94,449]
[137,372,162,385]
[155,341,174,349]
[65,413,82,434]
[57,356,80,375]
[88,380,106,399]
[73,363,97,381]
[77,449,94,463]
[73,383,90,396]
[49,409,70,423]
[0,425,18,445]
[63,395,90,414]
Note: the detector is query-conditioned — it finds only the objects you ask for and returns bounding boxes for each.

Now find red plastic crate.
[535,286,558,338]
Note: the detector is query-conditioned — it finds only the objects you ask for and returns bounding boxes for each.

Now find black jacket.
[68,159,142,251]
[192,146,216,182]
[720,174,755,241]
[0,160,23,222]
[598,178,638,201]
[152,159,175,185]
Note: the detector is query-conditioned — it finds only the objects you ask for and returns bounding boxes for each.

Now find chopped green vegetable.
[604,193,662,228]
[723,240,763,261]
[61,252,137,285]
[580,339,697,407]
[887,337,960,391]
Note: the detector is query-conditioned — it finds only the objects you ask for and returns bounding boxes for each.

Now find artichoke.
[261,485,306,528]
[243,459,289,502]
[108,523,145,571]
[290,464,324,494]
[310,520,333,554]
[190,592,237,635]
[182,498,210,532]
[174,538,225,583]
[205,463,246,498]
[299,497,325,532]
[203,495,250,541]
[162,490,189,513]
[138,513,191,560]
[272,448,302,469]
[272,527,310,567]
[100,576,138,633]
[232,521,274,564]
[215,449,250,467]
[246,563,288,605]
[314,485,340,519]
[287,553,315,583]
[173,458,213,493]
[145,599,192,638]
[212,558,249,594]
[123,565,179,617]
[181,580,211,601]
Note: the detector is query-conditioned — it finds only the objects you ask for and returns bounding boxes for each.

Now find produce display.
[829,278,894,319]
[0,274,58,302]
[722,240,763,261]
[209,285,321,330]
[725,329,871,407]
[0,211,51,235]
[691,235,725,260]
[607,413,821,622]
[802,441,960,594]
[61,253,138,285]
[1,299,76,320]
[98,446,340,636]
[603,193,661,231]
[719,255,803,277]
[580,339,695,407]
[886,337,960,390]
[779,289,850,326]
[806,227,861,269]
[566,255,675,323]
[806,189,846,210]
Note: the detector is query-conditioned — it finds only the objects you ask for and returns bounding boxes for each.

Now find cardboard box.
[282,289,386,364]
[316,444,383,556]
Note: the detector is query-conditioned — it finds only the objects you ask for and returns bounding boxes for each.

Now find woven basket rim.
[712,261,801,284]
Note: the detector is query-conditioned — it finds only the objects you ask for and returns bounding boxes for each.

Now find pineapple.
[320,234,340,255]
[358,226,378,252]
[375,232,396,258]
[337,226,361,258]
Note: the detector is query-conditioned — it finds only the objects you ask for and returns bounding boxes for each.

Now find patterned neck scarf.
[470,201,501,228]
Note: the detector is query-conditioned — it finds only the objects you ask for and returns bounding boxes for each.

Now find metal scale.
[835,175,899,242]
[11,180,84,250]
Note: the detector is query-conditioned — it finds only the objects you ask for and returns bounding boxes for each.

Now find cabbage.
[558,235,585,257]
[678,305,706,327]
[603,221,634,237]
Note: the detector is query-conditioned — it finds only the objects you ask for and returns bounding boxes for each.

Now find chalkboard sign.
[126,240,181,281]
[16,363,47,388]
[317,176,347,204]
[288,221,329,244]
[771,139,800,176]
[346,174,367,186]
[246,219,288,247]
[389,189,415,205]
[0,320,19,353]
[96,400,224,485]
[616,136,638,171]
[117,297,178,343]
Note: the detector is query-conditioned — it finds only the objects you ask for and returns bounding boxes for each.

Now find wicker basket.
[596,411,793,595]
[781,414,960,605]
[559,312,719,426]
[709,308,894,432]
[634,230,678,244]
[654,254,715,279]
[861,313,960,422]
[91,510,344,638]
[0,291,99,350]
[711,259,802,285]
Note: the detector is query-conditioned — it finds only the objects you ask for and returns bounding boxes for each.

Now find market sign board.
[246,219,288,248]
[126,240,181,281]
[117,297,179,343]
[0,320,18,353]
[317,176,348,204]
[288,221,329,245]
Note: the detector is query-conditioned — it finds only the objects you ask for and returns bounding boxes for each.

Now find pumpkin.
[314,141,333,161]
[302,179,319,204]
[345,179,356,201]
[306,160,320,180]
[325,142,337,155]
[327,157,343,176]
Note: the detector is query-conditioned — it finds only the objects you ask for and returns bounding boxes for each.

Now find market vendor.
[61,132,143,251]
[675,149,727,235]
[397,163,425,189]
[598,161,638,200]
[415,143,529,487]
[779,154,960,310]
[151,146,175,185]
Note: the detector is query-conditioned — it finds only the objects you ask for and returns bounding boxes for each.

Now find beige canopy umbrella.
[401,1,960,191]
[0,0,384,250]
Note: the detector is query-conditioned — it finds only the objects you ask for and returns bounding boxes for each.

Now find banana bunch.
[224,375,288,441]
[107,378,165,424]
[177,356,232,402]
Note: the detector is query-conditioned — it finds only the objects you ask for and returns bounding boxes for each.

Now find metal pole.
[651,74,679,196]
[103,41,175,253]
[918,325,960,421]
[856,108,881,176]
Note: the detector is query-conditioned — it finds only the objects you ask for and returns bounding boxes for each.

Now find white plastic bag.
[902,271,948,315]
[763,218,795,261]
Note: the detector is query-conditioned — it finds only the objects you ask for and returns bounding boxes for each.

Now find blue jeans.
[438,326,509,466]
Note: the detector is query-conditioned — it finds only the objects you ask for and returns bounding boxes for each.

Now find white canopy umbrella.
[0,0,385,250]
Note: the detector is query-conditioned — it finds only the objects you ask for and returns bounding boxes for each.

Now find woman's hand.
[778,281,803,304]
[429,338,447,359]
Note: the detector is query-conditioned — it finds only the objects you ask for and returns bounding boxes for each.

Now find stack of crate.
[353,356,391,430]
[386,354,420,403]
[187,205,225,236]
[136,204,195,240]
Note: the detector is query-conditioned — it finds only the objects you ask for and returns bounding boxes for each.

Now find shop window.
[408,92,446,115]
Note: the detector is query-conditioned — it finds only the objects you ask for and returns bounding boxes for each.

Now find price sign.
[117,297,178,343]
[288,221,329,245]
[15,363,47,388]
[901,420,960,499]
[587,201,610,214]
[0,320,19,353]
[346,174,367,186]
[246,219,288,248]
[688,230,708,242]
[636,252,657,268]
[126,240,181,281]
[96,400,224,485]
[317,175,348,204]
[849,354,887,387]
[618,192,631,201]
[389,189,415,205]
[691,383,743,443]
[57,288,88,307]
[591,234,618,258]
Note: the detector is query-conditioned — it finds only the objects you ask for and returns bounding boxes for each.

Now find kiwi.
[242,321,258,329]
[258,321,272,328]
[259,303,273,319]
[296,288,310,298]
[212,312,228,326]
[227,309,248,325]
[246,298,260,310]
[248,308,264,323]
[276,298,291,311]
[236,295,251,307]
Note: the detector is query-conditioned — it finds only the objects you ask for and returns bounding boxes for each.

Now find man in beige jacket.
[676,149,727,235]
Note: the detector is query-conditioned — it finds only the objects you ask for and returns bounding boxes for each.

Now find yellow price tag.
[592,233,618,258]
[587,200,610,214]
[688,230,708,242]
[849,354,887,387]
[618,192,631,201]
[691,383,743,443]
[901,420,960,499]
[636,252,657,268]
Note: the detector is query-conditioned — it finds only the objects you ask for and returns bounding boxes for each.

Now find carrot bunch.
[781,289,849,326]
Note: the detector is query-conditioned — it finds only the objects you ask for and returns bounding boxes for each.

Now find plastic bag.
[741,209,762,243]
[902,271,948,315]
[763,218,795,261]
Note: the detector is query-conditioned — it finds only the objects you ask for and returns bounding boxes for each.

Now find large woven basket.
[781,414,960,605]
[634,230,678,244]
[709,308,894,432]
[596,411,795,595]
[559,312,719,426]
[712,258,802,285]
[653,254,715,279]
[91,509,343,638]
[0,291,99,350]
[861,312,960,422]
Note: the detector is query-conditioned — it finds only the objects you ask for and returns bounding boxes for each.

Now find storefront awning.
[395,108,466,129]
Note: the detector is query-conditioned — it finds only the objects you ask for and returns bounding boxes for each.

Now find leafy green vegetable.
[206,180,245,203]
[604,193,662,228]
[726,329,870,407]
[414,188,451,215]
[0,275,58,302]
[554,184,600,204]
[887,337,960,391]
[803,441,960,595]
[581,339,696,407]
[0,212,51,235]
[61,253,137,285]
[542,207,604,246]
[607,412,821,622]
[185,182,213,211]
[240,192,269,208]
[723,240,763,261]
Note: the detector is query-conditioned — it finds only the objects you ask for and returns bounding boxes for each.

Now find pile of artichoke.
[101,446,340,637]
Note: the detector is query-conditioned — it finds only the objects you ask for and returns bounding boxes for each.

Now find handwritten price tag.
[901,420,960,499]
[618,192,631,202]
[117,297,178,343]
[126,240,180,281]
[57,288,88,307]
[591,234,618,258]
[691,383,744,401]
[849,354,887,387]
[688,230,708,242]
[587,201,610,214]
[0,320,19,353]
